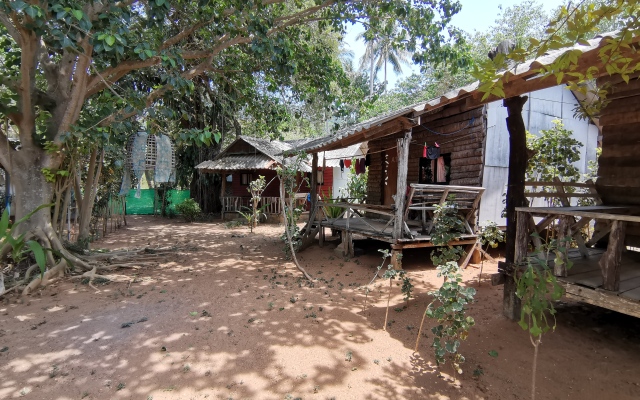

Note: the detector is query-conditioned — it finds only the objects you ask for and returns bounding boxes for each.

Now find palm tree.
[357,24,412,95]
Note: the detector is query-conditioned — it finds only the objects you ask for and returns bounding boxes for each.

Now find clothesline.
[420,117,476,136]
[361,129,479,156]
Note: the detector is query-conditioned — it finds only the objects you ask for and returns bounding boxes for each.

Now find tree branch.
[57,38,93,141]
[0,10,20,42]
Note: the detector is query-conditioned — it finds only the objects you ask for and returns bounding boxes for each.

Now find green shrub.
[175,198,201,222]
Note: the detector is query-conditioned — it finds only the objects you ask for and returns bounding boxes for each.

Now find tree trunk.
[78,148,104,243]
[369,51,375,97]
[503,95,529,320]
[11,148,57,234]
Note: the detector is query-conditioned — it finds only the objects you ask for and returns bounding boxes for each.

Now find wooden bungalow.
[195,136,365,220]
[195,136,311,220]
[298,32,640,319]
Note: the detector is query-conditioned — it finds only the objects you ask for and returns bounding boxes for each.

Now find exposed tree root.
[22,259,67,295]
[0,228,194,296]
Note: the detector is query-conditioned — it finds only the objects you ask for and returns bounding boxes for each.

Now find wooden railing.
[221,195,308,218]
[525,178,601,207]
[315,201,400,237]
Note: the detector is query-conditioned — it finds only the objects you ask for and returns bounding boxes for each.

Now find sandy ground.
[1,216,639,400]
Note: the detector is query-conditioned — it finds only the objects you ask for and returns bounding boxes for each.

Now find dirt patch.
[0,216,639,399]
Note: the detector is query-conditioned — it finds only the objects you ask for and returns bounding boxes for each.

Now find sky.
[343,0,562,89]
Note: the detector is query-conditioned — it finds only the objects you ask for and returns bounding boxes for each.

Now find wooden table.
[515,205,640,291]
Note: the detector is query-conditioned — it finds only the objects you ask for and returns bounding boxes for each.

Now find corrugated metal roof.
[318,143,365,167]
[297,31,628,153]
[195,154,274,171]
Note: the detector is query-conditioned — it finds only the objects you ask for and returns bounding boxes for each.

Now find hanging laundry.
[339,159,344,172]
[344,159,352,168]
[427,145,440,160]
[131,132,148,198]
[119,170,131,196]
[436,156,446,183]
[365,154,371,167]
[155,134,174,183]
[355,158,361,174]
[422,144,427,158]
[360,158,366,173]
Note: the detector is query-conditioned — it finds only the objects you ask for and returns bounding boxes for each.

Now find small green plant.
[116,382,126,391]
[415,199,475,375]
[381,263,406,331]
[516,234,571,400]
[477,221,505,284]
[416,261,476,375]
[239,175,268,232]
[321,189,343,219]
[0,204,54,295]
[276,151,312,280]
[430,197,466,265]
[175,198,201,222]
[345,351,352,362]
[238,203,270,233]
[401,274,414,307]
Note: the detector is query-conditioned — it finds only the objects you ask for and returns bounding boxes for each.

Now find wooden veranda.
[310,184,484,268]
[512,205,640,318]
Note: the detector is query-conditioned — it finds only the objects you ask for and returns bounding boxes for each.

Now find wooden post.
[340,229,354,257]
[220,173,226,220]
[555,216,570,277]
[503,95,529,320]
[393,130,412,240]
[515,212,530,263]
[391,248,403,270]
[600,220,626,291]
[309,153,318,223]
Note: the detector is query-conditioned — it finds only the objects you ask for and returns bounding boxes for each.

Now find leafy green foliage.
[516,235,571,341]
[527,120,583,184]
[430,197,467,265]
[479,221,505,249]
[416,196,475,373]
[401,274,414,306]
[472,0,640,113]
[515,234,572,399]
[321,189,343,219]
[425,261,476,374]
[175,198,201,223]
[0,204,54,284]
[243,175,267,232]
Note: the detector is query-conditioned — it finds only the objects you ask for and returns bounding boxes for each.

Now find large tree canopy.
[0,0,467,291]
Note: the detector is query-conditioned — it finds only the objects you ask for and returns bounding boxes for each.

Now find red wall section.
[231,169,280,197]
[319,167,333,198]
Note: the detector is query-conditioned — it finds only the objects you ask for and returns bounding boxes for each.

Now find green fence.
[124,189,191,215]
